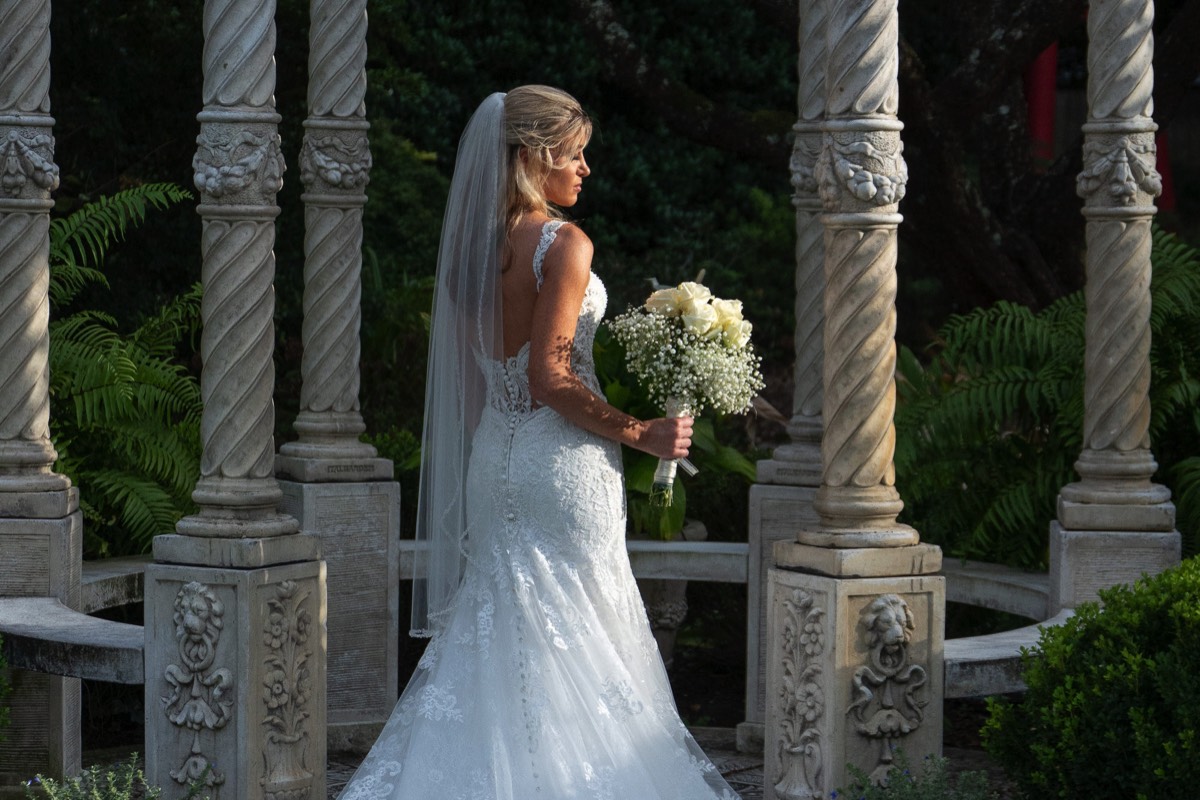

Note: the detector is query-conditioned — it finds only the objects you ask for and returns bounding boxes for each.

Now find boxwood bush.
[983,557,1200,799]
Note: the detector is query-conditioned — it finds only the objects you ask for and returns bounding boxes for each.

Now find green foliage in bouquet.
[983,558,1200,799]
[834,750,998,800]
[47,183,202,557]
[895,227,1200,568]
[594,326,755,539]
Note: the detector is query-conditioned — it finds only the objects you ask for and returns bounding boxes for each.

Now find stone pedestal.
[278,479,399,752]
[0,506,82,792]
[1048,521,1180,612]
[764,568,944,799]
[144,560,326,800]
[738,484,820,753]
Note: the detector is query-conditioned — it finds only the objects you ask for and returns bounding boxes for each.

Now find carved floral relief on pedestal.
[0,130,59,196]
[1077,134,1161,205]
[162,581,232,794]
[261,580,315,800]
[775,589,826,800]
[299,133,371,192]
[847,594,928,786]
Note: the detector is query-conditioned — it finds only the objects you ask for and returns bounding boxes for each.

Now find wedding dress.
[339,220,739,800]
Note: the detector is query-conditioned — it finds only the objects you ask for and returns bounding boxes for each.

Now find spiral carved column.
[276,0,389,480]
[758,0,828,486]
[741,0,834,753]
[173,0,297,539]
[0,0,73,511]
[271,0,398,753]
[147,5,325,800]
[799,0,916,548]
[1050,0,1177,612]
[765,4,943,794]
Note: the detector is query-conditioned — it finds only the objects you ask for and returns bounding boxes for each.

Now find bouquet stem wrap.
[650,397,690,507]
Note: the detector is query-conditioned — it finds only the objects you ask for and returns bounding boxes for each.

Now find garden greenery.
[833,751,998,800]
[24,753,207,800]
[895,227,1200,568]
[47,183,202,557]
[983,557,1200,799]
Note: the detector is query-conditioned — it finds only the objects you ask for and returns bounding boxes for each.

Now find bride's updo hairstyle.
[504,85,592,226]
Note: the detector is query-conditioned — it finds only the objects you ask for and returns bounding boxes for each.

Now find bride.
[339,85,739,800]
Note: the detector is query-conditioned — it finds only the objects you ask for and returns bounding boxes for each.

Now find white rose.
[723,319,752,349]
[712,298,743,328]
[681,302,719,338]
[674,281,712,307]
[645,287,682,316]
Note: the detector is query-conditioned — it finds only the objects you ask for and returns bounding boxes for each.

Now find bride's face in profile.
[542,145,590,208]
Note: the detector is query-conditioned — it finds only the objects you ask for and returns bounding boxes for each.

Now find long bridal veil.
[410,92,507,637]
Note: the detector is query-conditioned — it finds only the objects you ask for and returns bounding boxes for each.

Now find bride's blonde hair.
[504,85,592,228]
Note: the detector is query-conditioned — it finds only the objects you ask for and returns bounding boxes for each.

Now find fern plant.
[896,227,1200,568]
[47,183,202,557]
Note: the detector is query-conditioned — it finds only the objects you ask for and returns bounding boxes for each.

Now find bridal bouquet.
[608,280,764,505]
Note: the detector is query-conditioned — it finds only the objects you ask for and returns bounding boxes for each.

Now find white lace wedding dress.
[339,220,739,800]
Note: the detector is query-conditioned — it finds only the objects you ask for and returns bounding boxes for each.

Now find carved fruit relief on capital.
[819,131,907,210]
[262,580,316,800]
[299,133,371,192]
[847,594,928,786]
[162,581,231,795]
[193,129,286,199]
[1,129,60,196]
[775,588,826,800]
[1077,133,1162,205]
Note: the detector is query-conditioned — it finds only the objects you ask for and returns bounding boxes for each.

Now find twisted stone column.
[0,0,73,513]
[175,0,297,539]
[800,0,916,548]
[759,0,828,486]
[277,0,387,480]
[1057,0,1173,527]
[1049,0,1177,612]
[148,6,324,800]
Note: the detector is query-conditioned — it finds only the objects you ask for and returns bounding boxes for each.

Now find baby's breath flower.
[607,281,764,416]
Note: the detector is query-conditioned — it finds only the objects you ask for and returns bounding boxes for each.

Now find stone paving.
[325,727,765,800]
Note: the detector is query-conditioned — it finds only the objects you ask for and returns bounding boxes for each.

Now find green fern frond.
[80,469,184,549]
[897,226,1200,568]
[49,182,191,307]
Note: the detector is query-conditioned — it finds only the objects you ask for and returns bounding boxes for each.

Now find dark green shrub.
[983,557,1200,799]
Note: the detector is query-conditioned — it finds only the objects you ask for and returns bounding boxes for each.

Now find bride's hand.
[637,416,693,460]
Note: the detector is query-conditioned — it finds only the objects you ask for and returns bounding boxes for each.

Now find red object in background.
[1024,42,1059,171]
[1156,130,1177,214]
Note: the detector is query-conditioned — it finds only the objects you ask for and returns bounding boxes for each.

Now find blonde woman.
[340,86,738,800]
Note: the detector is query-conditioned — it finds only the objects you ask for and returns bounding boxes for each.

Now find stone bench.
[0,556,151,684]
[0,597,143,684]
[944,609,1073,698]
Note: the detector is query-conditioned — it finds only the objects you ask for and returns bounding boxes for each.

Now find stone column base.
[1048,521,1181,613]
[764,568,945,799]
[278,479,400,735]
[145,560,327,800]
[738,484,820,754]
[0,510,82,791]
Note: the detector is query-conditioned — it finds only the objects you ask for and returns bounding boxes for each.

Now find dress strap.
[532,219,567,291]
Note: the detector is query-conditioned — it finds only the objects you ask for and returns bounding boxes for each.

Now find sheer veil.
[411,92,507,636]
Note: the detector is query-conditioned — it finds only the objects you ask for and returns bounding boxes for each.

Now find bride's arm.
[527,225,691,461]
